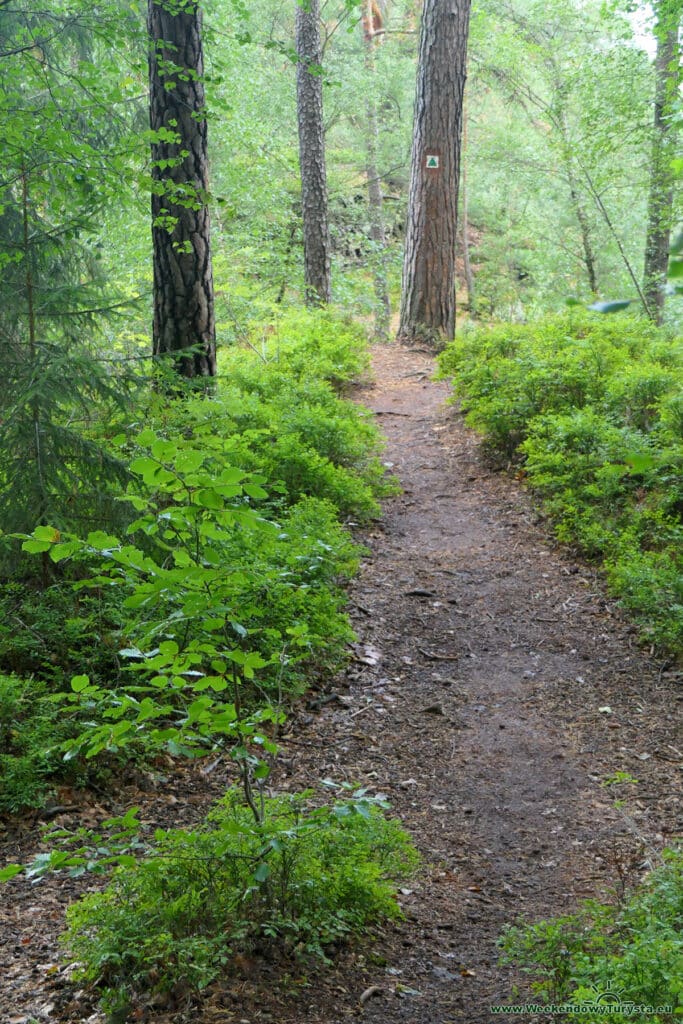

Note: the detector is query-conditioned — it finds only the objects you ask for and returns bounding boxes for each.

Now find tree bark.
[295,0,331,305]
[643,0,680,324]
[398,0,471,349]
[363,0,391,340]
[148,0,216,379]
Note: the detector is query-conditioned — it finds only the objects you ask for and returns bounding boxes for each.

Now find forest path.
[260,342,680,1024]
[1,344,680,1024]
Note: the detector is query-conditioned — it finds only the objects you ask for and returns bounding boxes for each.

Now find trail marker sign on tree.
[398,0,471,349]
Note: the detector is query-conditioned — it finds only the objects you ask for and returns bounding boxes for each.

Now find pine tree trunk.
[295,0,331,305]
[148,0,216,378]
[643,0,680,324]
[363,0,391,340]
[398,0,471,349]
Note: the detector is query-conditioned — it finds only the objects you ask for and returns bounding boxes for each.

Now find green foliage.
[63,788,418,1006]
[0,2,143,566]
[0,581,124,686]
[0,674,80,813]
[153,308,392,522]
[22,437,334,761]
[468,0,656,316]
[499,848,683,1021]
[165,387,387,522]
[0,348,132,553]
[438,313,683,653]
[6,312,383,694]
[7,313,389,812]
[221,307,371,391]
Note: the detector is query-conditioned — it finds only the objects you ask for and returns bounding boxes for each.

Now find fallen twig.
[418,647,459,662]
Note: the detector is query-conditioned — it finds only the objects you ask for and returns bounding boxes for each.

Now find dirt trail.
[1,344,680,1024]
[263,344,680,1023]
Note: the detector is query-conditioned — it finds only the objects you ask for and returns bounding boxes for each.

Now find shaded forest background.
[3,0,679,367]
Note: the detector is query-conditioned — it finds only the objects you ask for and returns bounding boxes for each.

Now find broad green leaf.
[195,488,223,510]
[158,640,179,658]
[151,439,177,462]
[0,864,23,882]
[214,484,242,499]
[111,721,132,737]
[33,525,61,542]
[254,862,270,882]
[173,450,205,474]
[86,530,121,550]
[172,548,193,567]
[211,710,239,731]
[244,483,269,499]
[217,467,247,485]
[49,541,81,562]
[129,456,156,476]
[22,539,52,554]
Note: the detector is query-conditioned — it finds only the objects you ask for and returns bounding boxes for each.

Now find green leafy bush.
[438,313,683,653]
[499,847,683,1021]
[219,306,371,392]
[165,391,387,521]
[63,788,418,1006]
[0,580,125,686]
[152,329,392,522]
[0,673,82,812]
[10,311,387,700]
[8,310,393,808]
[21,434,355,762]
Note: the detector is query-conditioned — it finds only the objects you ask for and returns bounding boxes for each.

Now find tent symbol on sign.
[426,154,439,169]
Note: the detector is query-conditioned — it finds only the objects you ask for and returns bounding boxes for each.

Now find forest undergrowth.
[1,308,681,1024]
[438,311,683,656]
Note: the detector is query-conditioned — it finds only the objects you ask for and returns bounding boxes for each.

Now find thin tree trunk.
[22,167,49,583]
[148,0,216,379]
[363,0,391,340]
[295,0,331,305]
[568,176,599,297]
[583,170,651,316]
[643,0,680,324]
[22,169,44,503]
[398,0,471,349]
[556,107,599,297]
[276,220,298,304]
